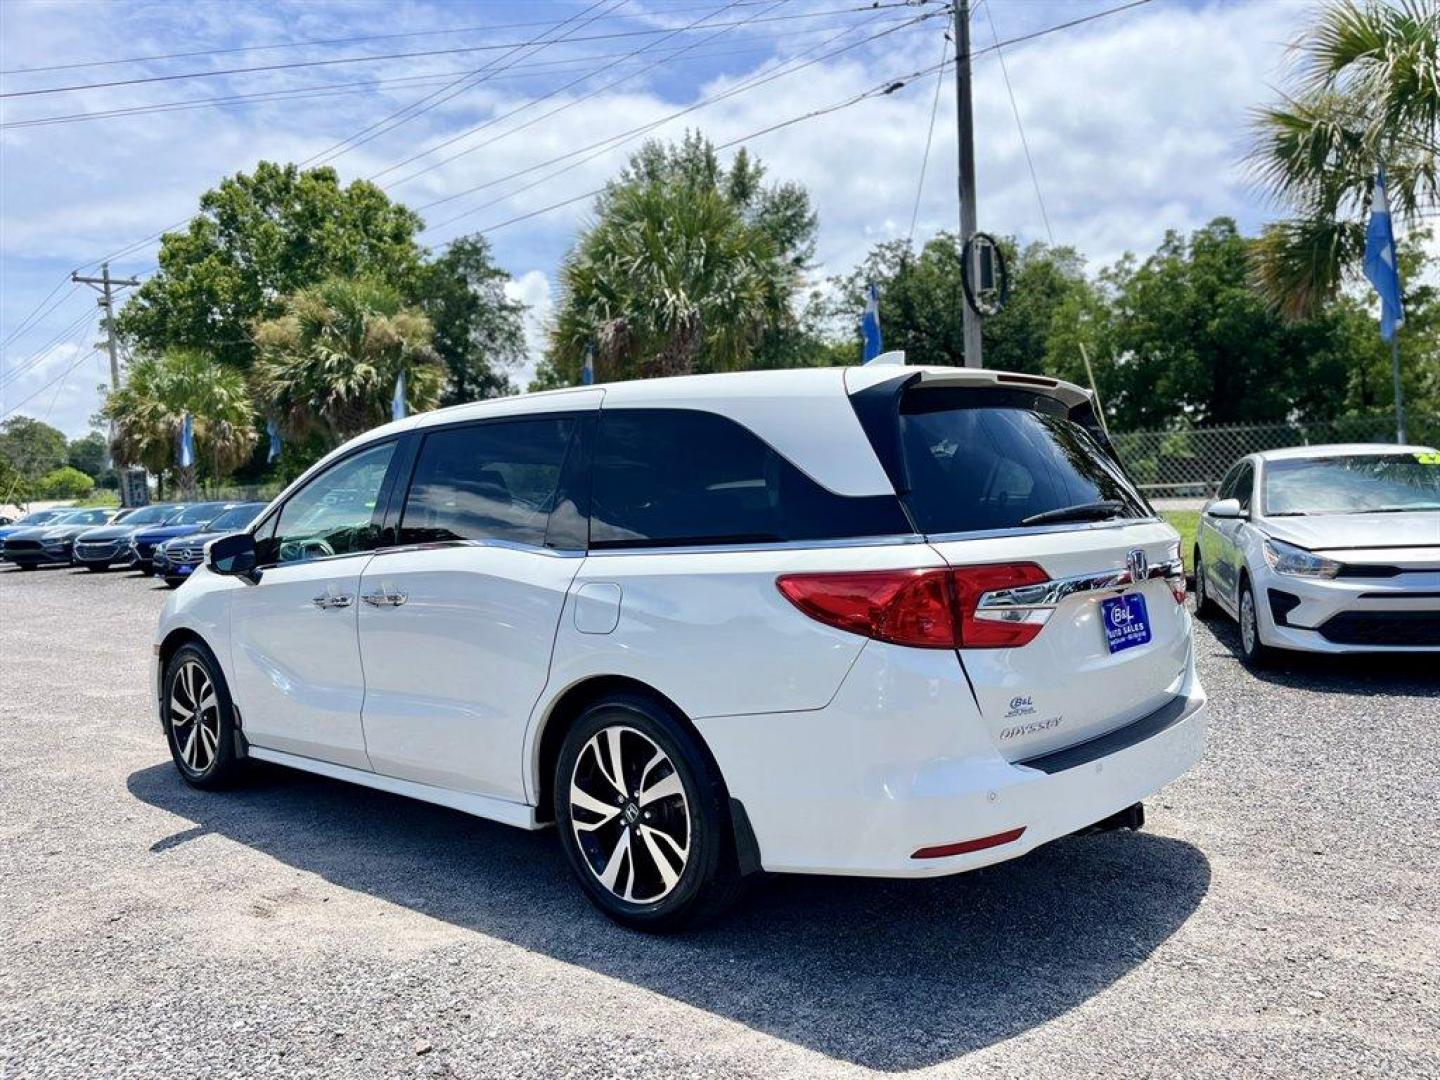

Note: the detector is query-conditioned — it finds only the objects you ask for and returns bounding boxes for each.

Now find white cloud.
[2,0,1319,435]
[504,268,554,390]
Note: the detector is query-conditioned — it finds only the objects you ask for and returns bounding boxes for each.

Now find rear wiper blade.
[1020,500,1127,527]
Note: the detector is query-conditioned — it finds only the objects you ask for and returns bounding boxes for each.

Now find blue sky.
[1,0,1318,436]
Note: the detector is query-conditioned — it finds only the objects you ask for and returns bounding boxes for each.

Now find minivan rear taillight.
[776,562,1050,649]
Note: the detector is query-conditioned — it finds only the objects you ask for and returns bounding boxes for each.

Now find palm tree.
[103,350,257,497]
[1248,0,1438,317]
[547,135,812,382]
[253,278,444,445]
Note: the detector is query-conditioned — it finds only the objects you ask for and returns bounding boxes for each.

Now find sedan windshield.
[205,504,265,533]
[122,505,177,526]
[173,503,225,525]
[1264,454,1440,515]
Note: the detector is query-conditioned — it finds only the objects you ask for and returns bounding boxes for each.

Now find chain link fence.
[1111,414,1440,501]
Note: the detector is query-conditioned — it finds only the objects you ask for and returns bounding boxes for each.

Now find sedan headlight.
[1262,538,1341,579]
[42,534,68,548]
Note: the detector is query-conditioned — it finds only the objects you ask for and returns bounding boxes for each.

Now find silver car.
[1194,443,1440,664]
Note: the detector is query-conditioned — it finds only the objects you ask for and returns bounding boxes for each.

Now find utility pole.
[953,0,982,368]
[73,262,141,501]
[71,262,139,395]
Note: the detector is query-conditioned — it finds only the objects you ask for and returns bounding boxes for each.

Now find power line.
[434,0,1157,241]
[374,0,770,189]
[984,0,1052,243]
[0,1,781,76]
[302,0,624,170]
[0,3,931,99]
[0,314,99,421]
[907,29,949,248]
[1,305,97,390]
[1,279,77,350]
[417,8,942,229]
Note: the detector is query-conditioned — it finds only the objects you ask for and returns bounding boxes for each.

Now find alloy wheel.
[1240,588,1257,656]
[568,725,691,904]
[169,659,221,775]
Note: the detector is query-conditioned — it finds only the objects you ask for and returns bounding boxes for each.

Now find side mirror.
[1205,498,1244,520]
[206,531,259,582]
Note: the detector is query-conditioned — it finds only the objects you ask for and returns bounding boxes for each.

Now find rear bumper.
[695,639,1206,878]
[1253,563,1440,653]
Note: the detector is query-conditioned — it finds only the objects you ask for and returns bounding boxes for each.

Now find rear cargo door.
[855,376,1192,762]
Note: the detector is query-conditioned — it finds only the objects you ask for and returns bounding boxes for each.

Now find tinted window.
[1216,464,1243,501]
[400,419,577,546]
[892,389,1148,534]
[120,505,174,526]
[173,503,225,525]
[262,441,396,565]
[1232,463,1255,510]
[206,503,266,533]
[591,409,909,548]
[1264,454,1440,515]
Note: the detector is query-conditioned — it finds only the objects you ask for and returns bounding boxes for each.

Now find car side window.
[590,409,910,548]
[1233,463,1255,511]
[399,418,578,547]
[1216,463,1242,502]
[259,441,397,566]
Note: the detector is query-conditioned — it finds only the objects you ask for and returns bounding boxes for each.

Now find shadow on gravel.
[1198,614,1440,697]
[128,761,1209,1070]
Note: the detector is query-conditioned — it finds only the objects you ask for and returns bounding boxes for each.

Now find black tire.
[137,566,154,577]
[554,693,743,932]
[1192,551,1217,617]
[1237,578,1274,669]
[19,563,36,571]
[84,562,108,572]
[162,641,245,790]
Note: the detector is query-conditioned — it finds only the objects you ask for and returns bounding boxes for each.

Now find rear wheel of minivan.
[554,694,742,932]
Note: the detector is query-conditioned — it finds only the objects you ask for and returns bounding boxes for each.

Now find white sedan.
[1194,443,1440,665]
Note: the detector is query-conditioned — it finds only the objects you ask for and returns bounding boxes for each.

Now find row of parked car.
[0,501,266,587]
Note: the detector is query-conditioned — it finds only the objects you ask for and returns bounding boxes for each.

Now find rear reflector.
[911,827,1027,860]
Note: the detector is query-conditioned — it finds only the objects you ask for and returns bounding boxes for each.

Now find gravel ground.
[1,564,1436,1080]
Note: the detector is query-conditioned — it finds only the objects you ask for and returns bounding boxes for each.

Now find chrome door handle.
[312,594,353,609]
[362,590,407,607]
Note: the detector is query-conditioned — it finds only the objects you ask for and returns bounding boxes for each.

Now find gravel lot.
[1,564,1436,1079]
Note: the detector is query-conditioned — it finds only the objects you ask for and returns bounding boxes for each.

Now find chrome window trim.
[587,533,927,557]
[925,516,1164,544]
[368,538,587,560]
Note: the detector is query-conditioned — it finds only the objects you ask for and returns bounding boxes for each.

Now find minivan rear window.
[889,388,1148,534]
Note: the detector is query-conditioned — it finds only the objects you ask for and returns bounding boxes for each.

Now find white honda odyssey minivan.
[154,365,1206,930]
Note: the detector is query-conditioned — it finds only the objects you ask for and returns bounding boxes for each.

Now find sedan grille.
[76,540,122,558]
[170,542,206,563]
[1318,612,1440,647]
[3,540,43,554]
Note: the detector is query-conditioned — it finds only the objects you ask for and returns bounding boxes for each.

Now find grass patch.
[1161,510,1200,569]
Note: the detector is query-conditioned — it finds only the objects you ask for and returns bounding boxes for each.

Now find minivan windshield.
[894,389,1148,534]
[1264,454,1440,515]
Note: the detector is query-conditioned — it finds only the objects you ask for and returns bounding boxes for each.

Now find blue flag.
[177,413,195,469]
[581,344,595,386]
[860,282,883,363]
[266,418,282,464]
[1363,168,1405,342]
[392,369,407,421]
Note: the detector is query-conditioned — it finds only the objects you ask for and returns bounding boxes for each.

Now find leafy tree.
[0,416,68,485]
[117,162,427,368]
[37,466,95,500]
[416,235,526,404]
[544,133,816,383]
[254,278,444,445]
[66,432,109,480]
[825,235,1098,373]
[103,350,257,496]
[1248,0,1438,316]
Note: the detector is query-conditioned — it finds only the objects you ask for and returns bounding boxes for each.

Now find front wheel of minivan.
[554,694,743,932]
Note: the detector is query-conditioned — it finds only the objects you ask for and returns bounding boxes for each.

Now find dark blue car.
[156,502,267,587]
[0,509,68,559]
[128,502,237,575]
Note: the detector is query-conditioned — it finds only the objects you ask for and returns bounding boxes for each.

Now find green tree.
[1248,0,1438,316]
[0,416,68,486]
[544,133,816,383]
[254,278,444,445]
[36,466,95,500]
[826,235,1099,373]
[103,350,257,496]
[66,432,109,480]
[117,162,426,369]
[416,235,526,405]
